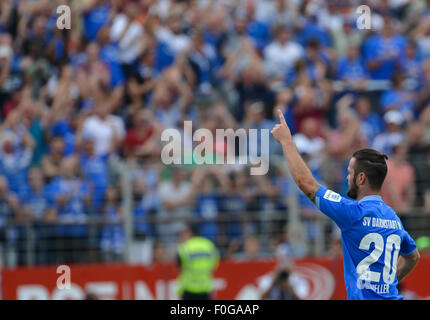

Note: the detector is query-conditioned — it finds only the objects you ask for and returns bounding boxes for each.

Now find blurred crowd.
[1,0,430,267]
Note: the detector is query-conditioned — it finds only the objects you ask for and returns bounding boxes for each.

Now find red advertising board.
[1,255,429,300]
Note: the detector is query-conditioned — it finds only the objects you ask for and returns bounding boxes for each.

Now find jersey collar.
[359,195,383,203]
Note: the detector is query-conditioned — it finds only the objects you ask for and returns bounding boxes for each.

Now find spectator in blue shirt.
[363,17,407,80]
[303,38,330,83]
[203,12,228,73]
[243,1,271,51]
[220,171,248,257]
[19,168,53,222]
[46,27,66,65]
[49,157,91,264]
[134,200,153,240]
[380,72,415,121]
[186,31,217,96]
[154,38,175,74]
[97,26,126,89]
[48,112,77,157]
[99,185,125,262]
[191,168,227,244]
[79,137,110,212]
[354,96,384,143]
[195,181,220,243]
[82,0,111,42]
[335,44,370,92]
[297,16,332,48]
[0,110,35,194]
[400,41,422,87]
[19,167,57,265]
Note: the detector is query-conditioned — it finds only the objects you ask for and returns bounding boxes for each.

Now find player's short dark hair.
[351,149,388,190]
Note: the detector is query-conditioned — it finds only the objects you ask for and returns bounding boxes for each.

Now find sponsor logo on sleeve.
[323,190,342,202]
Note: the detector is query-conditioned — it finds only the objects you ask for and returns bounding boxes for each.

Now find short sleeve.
[400,231,417,256]
[315,185,356,230]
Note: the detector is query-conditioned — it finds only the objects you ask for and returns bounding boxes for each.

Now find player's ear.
[358,172,366,185]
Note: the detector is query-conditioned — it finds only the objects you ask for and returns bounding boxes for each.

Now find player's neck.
[356,189,381,202]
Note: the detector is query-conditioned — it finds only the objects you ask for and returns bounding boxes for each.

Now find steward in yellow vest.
[177,225,219,300]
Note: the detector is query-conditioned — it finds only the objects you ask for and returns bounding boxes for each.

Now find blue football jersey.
[315,185,417,300]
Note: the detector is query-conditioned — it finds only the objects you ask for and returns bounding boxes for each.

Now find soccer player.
[271,109,420,300]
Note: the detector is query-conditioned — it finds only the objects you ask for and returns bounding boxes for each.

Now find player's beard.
[347,175,359,200]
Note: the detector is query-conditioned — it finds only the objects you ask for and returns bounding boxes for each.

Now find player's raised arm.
[271,109,320,203]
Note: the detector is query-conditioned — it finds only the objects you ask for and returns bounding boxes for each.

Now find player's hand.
[271,109,292,144]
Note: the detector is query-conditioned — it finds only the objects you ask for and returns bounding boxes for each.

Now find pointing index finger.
[278,109,287,126]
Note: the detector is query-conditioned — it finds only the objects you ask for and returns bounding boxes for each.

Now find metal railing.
[0,179,428,268]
